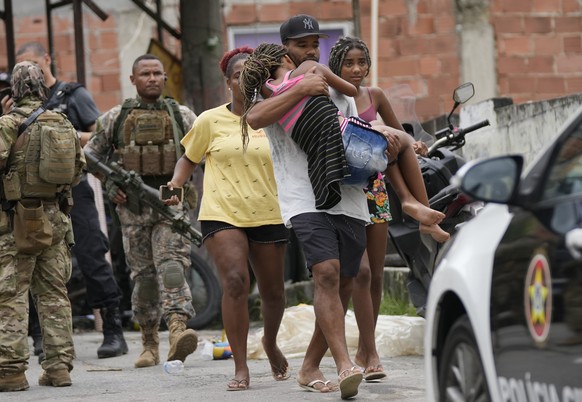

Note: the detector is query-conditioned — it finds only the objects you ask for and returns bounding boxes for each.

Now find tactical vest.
[2,108,83,200]
[113,98,185,178]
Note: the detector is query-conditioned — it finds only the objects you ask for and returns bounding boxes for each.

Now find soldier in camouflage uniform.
[0,62,83,391]
[85,54,198,368]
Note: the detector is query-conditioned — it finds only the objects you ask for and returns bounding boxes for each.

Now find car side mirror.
[452,155,524,204]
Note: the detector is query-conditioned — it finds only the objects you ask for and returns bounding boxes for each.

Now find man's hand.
[104,180,127,205]
[374,125,402,163]
[1,95,13,116]
[77,131,92,147]
[297,66,329,97]
[386,132,401,163]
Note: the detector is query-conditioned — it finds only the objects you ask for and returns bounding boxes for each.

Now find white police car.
[425,106,582,401]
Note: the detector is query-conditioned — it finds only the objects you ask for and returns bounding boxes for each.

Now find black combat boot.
[97,306,129,359]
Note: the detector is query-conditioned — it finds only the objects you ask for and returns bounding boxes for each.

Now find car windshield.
[542,124,582,200]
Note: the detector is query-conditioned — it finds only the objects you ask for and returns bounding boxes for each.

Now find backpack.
[14,107,83,189]
[45,81,83,112]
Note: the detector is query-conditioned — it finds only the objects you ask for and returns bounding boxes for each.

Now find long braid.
[328,36,372,77]
[239,43,288,150]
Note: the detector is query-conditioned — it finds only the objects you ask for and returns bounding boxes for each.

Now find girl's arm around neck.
[294,60,357,97]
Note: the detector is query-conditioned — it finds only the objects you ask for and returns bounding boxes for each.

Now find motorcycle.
[387,82,490,317]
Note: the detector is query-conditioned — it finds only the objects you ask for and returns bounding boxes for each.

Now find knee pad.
[136,276,159,300]
[161,260,185,289]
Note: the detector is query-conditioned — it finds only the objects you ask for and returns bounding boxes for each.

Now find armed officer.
[85,54,198,368]
[0,61,83,391]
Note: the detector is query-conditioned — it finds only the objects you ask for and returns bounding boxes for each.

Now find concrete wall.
[459,93,582,167]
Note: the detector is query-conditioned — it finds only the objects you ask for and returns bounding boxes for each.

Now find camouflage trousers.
[0,205,74,377]
[117,203,194,328]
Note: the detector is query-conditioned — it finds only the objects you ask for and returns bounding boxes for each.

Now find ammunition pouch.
[13,199,53,254]
[2,170,22,201]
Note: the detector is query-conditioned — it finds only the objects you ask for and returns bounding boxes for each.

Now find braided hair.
[239,42,288,150]
[328,36,372,78]
[219,46,253,78]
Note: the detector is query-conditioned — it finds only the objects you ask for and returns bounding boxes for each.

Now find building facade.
[1,0,581,123]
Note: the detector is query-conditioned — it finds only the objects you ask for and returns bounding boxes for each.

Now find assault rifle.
[84,151,202,247]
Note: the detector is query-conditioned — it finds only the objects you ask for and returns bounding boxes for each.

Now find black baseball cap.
[280,14,329,42]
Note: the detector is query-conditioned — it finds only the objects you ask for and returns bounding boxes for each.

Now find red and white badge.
[524,251,552,345]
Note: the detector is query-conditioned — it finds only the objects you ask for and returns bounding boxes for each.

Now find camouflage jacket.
[0,98,43,170]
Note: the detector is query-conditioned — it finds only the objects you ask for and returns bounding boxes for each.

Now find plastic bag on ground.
[247,304,424,360]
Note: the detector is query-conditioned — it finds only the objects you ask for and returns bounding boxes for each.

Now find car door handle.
[566,228,582,259]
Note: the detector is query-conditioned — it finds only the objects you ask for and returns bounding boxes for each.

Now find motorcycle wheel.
[186,250,222,329]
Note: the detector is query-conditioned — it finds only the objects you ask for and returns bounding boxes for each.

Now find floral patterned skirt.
[364,172,392,224]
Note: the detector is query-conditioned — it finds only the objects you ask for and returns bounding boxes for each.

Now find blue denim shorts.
[290,212,366,278]
[342,118,389,186]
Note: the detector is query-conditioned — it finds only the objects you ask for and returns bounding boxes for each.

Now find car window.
[542,124,582,200]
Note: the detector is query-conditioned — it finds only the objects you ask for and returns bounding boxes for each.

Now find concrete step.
[279,266,411,307]
[383,266,411,303]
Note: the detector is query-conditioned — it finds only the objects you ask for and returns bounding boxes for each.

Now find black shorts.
[200,221,289,244]
[290,212,366,278]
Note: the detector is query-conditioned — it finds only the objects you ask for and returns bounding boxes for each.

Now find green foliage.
[379,293,417,316]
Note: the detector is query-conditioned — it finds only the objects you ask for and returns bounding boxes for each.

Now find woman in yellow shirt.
[166,47,289,391]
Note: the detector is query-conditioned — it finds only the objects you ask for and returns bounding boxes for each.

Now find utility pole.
[352,0,360,37]
[180,0,224,114]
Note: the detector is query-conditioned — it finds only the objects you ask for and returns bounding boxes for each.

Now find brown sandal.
[226,378,249,391]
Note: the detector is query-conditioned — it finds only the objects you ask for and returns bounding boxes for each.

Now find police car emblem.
[524,252,552,345]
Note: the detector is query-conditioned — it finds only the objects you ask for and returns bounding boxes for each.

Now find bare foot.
[402,200,445,225]
[262,336,289,381]
[420,223,450,243]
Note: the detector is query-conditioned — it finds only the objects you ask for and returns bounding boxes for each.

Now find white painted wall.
[459,94,582,168]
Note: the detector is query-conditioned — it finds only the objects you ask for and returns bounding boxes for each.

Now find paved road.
[3,329,426,401]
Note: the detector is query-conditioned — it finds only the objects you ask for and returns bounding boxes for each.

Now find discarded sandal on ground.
[298,379,335,393]
[226,378,249,391]
[364,365,387,381]
[338,366,363,399]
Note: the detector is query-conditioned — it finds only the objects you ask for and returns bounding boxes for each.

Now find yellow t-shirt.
[181,104,283,226]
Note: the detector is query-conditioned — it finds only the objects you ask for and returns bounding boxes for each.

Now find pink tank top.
[265,71,309,132]
[358,88,376,122]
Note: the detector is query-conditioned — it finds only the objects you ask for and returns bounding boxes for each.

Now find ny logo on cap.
[303,17,314,30]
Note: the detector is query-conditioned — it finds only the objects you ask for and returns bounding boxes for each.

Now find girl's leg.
[352,250,383,372]
[366,222,388,323]
[205,229,251,390]
[385,132,450,242]
[353,223,388,378]
[248,241,289,380]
